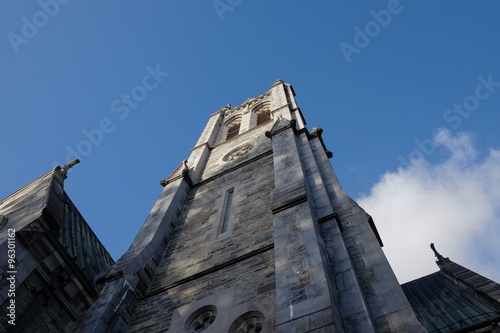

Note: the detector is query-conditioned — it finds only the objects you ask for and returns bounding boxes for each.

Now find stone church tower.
[74,80,425,332]
[4,80,500,332]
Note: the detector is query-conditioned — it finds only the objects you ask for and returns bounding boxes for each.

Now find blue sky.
[1,1,500,283]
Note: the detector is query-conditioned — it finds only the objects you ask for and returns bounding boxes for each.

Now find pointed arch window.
[252,102,272,128]
[226,122,241,140]
[256,109,271,126]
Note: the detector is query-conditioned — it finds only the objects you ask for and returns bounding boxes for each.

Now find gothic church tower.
[78,80,425,332]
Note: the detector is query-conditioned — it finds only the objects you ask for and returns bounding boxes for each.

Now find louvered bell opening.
[256,109,271,126]
[226,123,240,140]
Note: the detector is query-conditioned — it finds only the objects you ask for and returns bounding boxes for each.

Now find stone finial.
[181,160,190,176]
[309,128,323,137]
[160,160,191,188]
[60,159,80,177]
[309,128,333,158]
[430,243,450,265]
[430,243,442,259]
[218,103,231,116]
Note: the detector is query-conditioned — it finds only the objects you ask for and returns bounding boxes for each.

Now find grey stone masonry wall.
[296,130,376,332]
[200,117,274,181]
[189,108,224,181]
[306,129,427,332]
[268,80,306,130]
[76,176,192,333]
[267,118,345,333]
[305,132,376,332]
[128,148,276,332]
[263,109,426,332]
[194,105,225,148]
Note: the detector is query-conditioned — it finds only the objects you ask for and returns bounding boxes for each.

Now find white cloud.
[358,129,500,283]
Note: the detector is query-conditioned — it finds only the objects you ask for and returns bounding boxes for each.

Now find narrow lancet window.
[220,189,234,234]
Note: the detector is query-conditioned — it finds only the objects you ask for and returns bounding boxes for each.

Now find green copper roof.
[59,192,115,280]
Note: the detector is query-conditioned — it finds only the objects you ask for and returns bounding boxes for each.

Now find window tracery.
[233,317,263,333]
[225,117,242,140]
[229,312,265,333]
[256,110,271,126]
[186,306,217,332]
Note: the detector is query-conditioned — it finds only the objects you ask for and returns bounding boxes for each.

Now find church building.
[1,80,499,332]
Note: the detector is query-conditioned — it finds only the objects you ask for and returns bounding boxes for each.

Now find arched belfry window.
[225,117,241,140]
[226,122,240,140]
[252,102,272,127]
[256,108,271,126]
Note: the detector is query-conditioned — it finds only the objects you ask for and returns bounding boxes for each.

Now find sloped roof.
[402,246,500,333]
[0,169,58,244]
[0,166,114,280]
[402,271,500,332]
[59,192,115,279]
